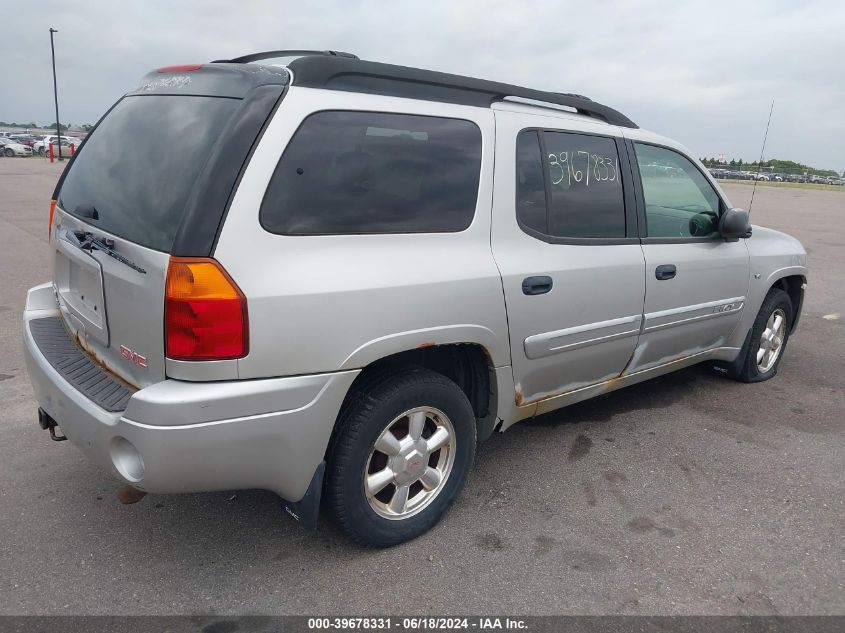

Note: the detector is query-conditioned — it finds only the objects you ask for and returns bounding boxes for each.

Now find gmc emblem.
[119,345,148,369]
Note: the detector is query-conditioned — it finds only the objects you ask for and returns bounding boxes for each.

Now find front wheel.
[4,148,14,157]
[733,288,794,382]
[325,366,476,547]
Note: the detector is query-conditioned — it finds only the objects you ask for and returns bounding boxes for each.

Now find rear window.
[57,95,239,252]
[259,111,482,235]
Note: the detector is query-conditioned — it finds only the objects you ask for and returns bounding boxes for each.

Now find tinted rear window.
[260,111,482,235]
[57,95,239,252]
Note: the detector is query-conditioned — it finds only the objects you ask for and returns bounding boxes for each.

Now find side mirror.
[719,207,752,240]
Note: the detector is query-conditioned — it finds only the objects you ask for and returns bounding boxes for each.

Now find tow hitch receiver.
[38,407,67,442]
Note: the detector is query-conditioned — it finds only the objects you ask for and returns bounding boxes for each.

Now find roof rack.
[210,53,636,128]
[211,50,358,64]
[286,56,637,128]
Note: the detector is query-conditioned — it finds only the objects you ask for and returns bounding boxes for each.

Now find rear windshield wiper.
[71,230,147,275]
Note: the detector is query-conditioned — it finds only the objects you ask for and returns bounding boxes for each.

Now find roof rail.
[211,50,358,64]
[285,56,637,128]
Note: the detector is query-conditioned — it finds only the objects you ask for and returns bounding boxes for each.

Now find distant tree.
[47,122,68,132]
[81,124,94,132]
[729,159,736,167]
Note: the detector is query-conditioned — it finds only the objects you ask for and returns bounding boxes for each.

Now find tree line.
[0,122,94,132]
[699,157,841,178]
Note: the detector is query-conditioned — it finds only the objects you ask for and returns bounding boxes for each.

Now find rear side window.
[58,95,239,252]
[543,132,625,238]
[515,130,626,240]
[260,111,482,235]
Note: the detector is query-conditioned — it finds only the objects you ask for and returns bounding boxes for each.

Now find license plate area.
[54,234,109,346]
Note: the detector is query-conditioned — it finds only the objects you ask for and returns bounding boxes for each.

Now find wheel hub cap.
[757,308,786,373]
[363,406,456,520]
[392,442,429,485]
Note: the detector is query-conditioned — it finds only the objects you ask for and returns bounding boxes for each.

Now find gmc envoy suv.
[23,51,807,547]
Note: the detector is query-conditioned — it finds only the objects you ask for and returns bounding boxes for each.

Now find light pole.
[49,27,62,161]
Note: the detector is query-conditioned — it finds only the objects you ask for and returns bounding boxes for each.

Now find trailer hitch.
[38,408,67,442]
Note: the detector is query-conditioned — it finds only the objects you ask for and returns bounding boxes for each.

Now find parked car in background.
[10,135,39,148]
[15,134,38,151]
[0,137,34,157]
[33,135,80,156]
[48,139,75,157]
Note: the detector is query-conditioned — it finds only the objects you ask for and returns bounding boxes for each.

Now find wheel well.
[772,275,804,328]
[338,343,497,445]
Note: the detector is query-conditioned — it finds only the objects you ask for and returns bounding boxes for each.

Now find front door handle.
[522,275,553,295]
[655,264,677,280]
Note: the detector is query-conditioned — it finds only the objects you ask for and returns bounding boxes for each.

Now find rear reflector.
[165,257,248,360]
[157,64,203,73]
[48,199,57,239]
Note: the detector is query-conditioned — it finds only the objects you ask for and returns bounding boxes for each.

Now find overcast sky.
[3,0,843,170]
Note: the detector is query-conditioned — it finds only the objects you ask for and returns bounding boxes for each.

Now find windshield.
[56,94,239,252]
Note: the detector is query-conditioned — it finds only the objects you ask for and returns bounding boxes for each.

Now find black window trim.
[515,126,639,246]
[259,108,484,237]
[627,138,732,245]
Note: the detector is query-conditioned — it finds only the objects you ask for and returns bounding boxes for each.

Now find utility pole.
[49,28,62,160]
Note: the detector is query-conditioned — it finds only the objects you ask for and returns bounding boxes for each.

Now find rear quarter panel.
[213,87,510,379]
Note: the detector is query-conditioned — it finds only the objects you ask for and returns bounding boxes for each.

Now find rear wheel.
[325,366,476,547]
[733,288,793,382]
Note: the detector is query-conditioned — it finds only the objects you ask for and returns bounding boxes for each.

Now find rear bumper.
[23,283,359,502]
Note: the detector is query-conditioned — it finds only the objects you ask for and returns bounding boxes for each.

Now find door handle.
[522,275,553,295]
[655,264,677,280]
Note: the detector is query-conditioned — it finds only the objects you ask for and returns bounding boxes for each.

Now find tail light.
[165,257,248,360]
[48,199,57,238]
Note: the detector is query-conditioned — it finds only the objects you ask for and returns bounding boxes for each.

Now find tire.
[38,147,45,156]
[325,366,476,547]
[4,148,14,157]
[731,288,793,383]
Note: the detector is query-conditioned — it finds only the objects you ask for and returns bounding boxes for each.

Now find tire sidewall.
[328,370,476,547]
[744,290,793,381]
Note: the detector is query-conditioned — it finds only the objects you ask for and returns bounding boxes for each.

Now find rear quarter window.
[259,111,482,235]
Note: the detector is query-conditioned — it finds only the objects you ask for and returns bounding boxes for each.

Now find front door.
[624,140,750,374]
[491,109,646,407]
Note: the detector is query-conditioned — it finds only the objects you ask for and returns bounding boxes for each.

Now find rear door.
[491,108,646,406]
[624,140,750,373]
[51,93,244,388]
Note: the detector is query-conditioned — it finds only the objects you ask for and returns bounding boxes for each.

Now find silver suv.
[23,51,807,547]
